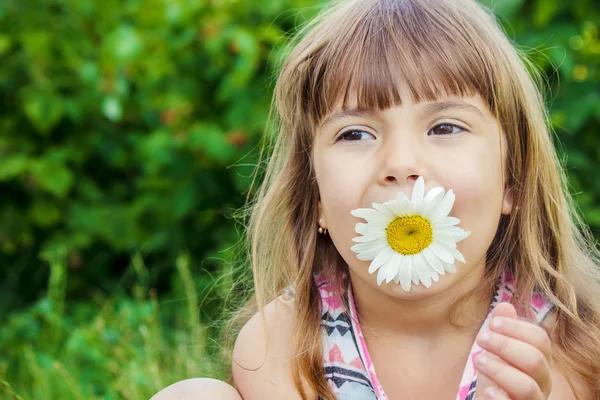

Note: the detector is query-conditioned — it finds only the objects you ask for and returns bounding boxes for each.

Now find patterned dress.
[316,269,554,400]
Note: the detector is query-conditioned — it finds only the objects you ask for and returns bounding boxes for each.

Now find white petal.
[399,257,412,292]
[435,241,463,260]
[436,225,470,242]
[381,256,401,284]
[396,191,409,203]
[351,238,387,254]
[372,202,395,217]
[436,228,470,243]
[443,262,457,273]
[352,233,386,243]
[422,186,445,216]
[387,201,414,216]
[455,230,471,242]
[431,190,455,221]
[410,256,419,285]
[414,254,433,288]
[377,257,399,285]
[411,176,425,209]
[368,248,394,274]
[350,208,378,219]
[355,223,386,237]
[355,223,368,235]
[433,232,458,249]
[428,242,454,264]
[360,241,393,259]
[448,246,466,263]
[422,247,445,275]
[350,208,390,224]
[393,268,401,284]
[377,269,387,286]
[423,186,444,203]
[434,216,461,227]
[360,248,385,260]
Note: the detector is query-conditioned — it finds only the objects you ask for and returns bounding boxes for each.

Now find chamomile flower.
[350,176,470,292]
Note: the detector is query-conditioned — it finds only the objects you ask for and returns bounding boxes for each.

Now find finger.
[475,352,546,400]
[474,352,511,400]
[489,317,553,365]
[491,302,518,320]
[482,387,511,400]
[477,331,552,391]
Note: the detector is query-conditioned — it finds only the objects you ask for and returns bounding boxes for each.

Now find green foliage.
[0,0,326,397]
[480,0,600,225]
[0,253,228,399]
[0,0,323,312]
[0,0,598,398]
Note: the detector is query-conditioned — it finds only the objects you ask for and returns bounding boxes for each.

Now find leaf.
[584,209,600,227]
[29,158,74,198]
[0,34,11,56]
[68,203,141,250]
[104,25,143,64]
[102,97,123,122]
[188,123,235,164]
[533,0,564,27]
[22,92,65,135]
[79,61,99,85]
[0,155,29,181]
[28,200,62,228]
[20,30,52,61]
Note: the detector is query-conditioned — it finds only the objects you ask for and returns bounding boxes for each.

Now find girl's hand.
[474,302,553,400]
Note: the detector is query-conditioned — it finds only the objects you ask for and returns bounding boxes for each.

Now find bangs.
[297,0,498,127]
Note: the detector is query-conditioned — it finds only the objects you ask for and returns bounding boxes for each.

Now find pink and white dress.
[316,269,554,400]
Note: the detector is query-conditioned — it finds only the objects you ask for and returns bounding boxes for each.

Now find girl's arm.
[232,296,317,400]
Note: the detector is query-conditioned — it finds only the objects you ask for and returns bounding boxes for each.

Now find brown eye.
[336,130,374,142]
[428,124,464,136]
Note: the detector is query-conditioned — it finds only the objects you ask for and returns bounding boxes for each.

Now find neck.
[349,265,492,341]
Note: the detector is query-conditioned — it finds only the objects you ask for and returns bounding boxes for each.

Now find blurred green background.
[0,0,598,398]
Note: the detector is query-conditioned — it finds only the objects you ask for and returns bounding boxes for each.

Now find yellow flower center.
[386,215,433,255]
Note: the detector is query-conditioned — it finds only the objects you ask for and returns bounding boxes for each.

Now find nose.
[379,133,423,187]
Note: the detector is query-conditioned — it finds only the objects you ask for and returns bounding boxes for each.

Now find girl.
[154,0,600,398]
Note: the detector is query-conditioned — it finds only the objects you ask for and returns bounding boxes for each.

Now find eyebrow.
[420,100,486,119]
[318,99,486,129]
[318,108,381,129]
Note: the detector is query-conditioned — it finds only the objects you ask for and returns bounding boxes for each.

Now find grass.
[0,253,235,400]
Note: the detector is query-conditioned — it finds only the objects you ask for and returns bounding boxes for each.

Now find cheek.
[316,151,368,215]
[318,171,360,229]
[446,151,505,263]
[315,153,370,253]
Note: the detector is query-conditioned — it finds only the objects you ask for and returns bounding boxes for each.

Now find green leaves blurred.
[0,0,322,313]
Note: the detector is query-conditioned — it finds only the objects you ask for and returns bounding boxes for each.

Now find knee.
[151,378,242,400]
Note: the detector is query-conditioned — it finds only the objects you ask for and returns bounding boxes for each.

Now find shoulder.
[542,312,594,400]
[232,295,317,400]
[151,378,242,400]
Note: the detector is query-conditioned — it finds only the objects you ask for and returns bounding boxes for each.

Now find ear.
[501,186,513,215]
[318,200,327,229]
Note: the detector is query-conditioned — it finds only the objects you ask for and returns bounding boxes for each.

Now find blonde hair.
[235,0,600,398]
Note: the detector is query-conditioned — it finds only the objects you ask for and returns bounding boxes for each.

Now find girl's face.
[312,91,512,299]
